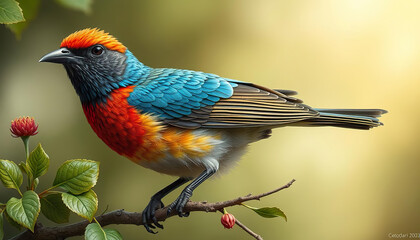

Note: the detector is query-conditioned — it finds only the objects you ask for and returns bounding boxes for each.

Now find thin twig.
[235,218,263,240]
[10,179,296,240]
[218,209,263,240]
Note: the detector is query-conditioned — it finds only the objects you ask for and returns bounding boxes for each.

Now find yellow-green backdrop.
[0,0,418,239]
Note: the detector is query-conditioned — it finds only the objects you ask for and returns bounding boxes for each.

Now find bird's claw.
[142,198,165,233]
[167,190,192,217]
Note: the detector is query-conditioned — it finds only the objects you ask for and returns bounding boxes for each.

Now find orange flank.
[82,86,215,165]
[61,28,127,53]
[132,127,216,163]
[134,127,216,163]
[164,130,213,158]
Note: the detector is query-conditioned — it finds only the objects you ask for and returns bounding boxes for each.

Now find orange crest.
[60,28,126,53]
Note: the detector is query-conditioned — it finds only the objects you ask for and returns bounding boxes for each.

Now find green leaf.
[18,162,30,176]
[62,190,98,221]
[243,205,287,221]
[53,159,99,195]
[33,178,39,189]
[85,223,123,240]
[0,160,23,191]
[3,211,21,230]
[40,194,70,224]
[0,211,4,240]
[0,0,24,24]
[104,228,123,240]
[27,143,49,180]
[55,0,92,14]
[6,190,40,232]
[6,0,40,39]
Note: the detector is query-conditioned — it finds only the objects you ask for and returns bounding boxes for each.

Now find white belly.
[134,127,270,177]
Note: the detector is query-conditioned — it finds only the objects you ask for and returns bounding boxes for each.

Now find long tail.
[294,108,387,130]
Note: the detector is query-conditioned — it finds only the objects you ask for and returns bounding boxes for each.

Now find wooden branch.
[10,179,295,240]
[217,208,263,240]
[235,219,263,240]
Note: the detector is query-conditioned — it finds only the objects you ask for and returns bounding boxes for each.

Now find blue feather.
[141,94,155,102]
[127,66,236,121]
[152,98,168,108]
[178,88,192,97]
[202,78,220,89]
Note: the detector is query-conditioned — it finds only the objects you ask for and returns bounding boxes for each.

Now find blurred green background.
[0,0,418,239]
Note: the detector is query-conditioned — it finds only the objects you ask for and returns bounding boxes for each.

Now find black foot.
[167,189,192,217]
[166,168,217,217]
[142,197,164,233]
[140,177,191,234]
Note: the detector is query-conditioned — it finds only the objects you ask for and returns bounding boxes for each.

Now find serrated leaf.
[0,0,24,24]
[41,194,70,224]
[6,190,40,232]
[245,205,287,221]
[0,211,4,240]
[53,159,99,195]
[62,190,97,221]
[55,0,92,14]
[6,0,40,39]
[0,160,23,190]
[27,143,49,179]
[85,223,123,240]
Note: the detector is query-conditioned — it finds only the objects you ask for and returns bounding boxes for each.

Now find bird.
[40,28,386,233]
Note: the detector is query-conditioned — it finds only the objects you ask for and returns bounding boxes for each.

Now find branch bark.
[235,219,263,240]
[10,179,295,240]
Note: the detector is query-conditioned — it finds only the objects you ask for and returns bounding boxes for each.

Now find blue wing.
[127,68,319,129]
[127,68,238,128]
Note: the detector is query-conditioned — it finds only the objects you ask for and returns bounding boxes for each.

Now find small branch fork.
[10,179,295,240]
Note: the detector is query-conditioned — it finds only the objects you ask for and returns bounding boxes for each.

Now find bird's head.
[40,28,145,103]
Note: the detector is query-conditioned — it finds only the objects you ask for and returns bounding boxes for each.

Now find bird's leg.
[167,167,217,217]
[143,177,190,233]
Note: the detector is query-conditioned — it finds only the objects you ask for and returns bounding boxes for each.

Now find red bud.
[221,213,235,229]
[10,117,38,138]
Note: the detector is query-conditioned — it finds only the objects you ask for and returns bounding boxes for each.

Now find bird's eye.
[91,45,104,55]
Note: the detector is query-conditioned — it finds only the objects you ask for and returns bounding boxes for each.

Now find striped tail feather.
[295,108,387,130]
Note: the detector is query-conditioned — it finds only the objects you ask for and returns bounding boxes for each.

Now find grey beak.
[39,48,80,64]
